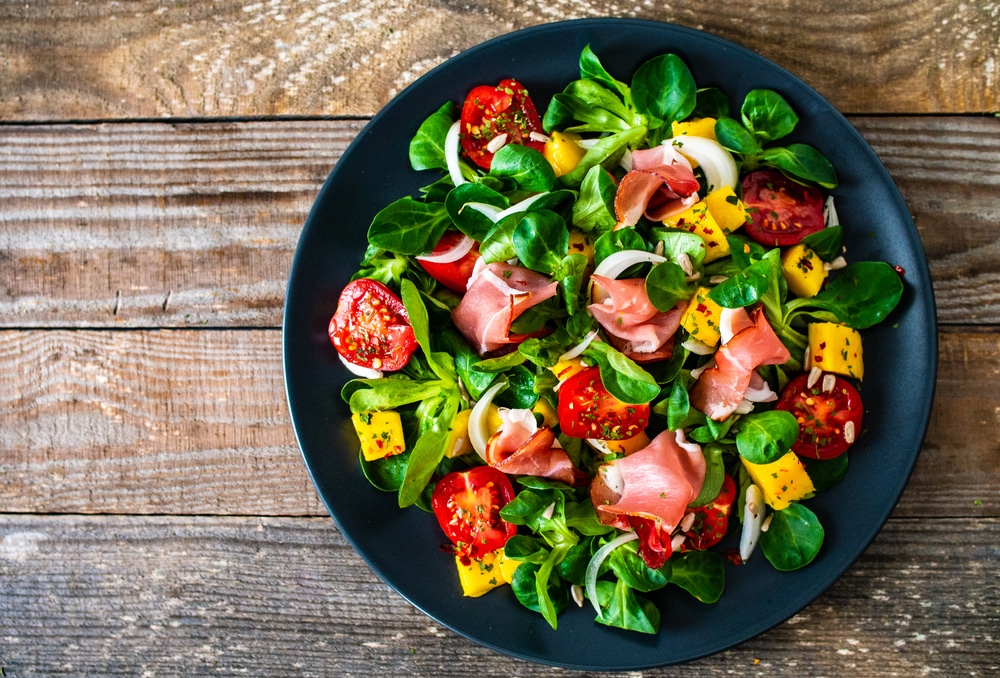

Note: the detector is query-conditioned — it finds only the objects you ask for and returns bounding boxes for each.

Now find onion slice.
[558,330,599,362]
[585,531,639,616]
[444,120,466,187]
[414,233,475,264]
[338,353,383,380]
[592,249,667,280]
[739,484,766,562]
[667,136,738,193]
[468,381,506,460]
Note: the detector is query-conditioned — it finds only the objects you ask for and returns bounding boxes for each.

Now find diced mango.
[704,186,748,233]
[663,200,731,263]
[671,117,717,140]
[781,244,828,299]
[531,396,559,428]
[741,451,815,511]
[808,322,864,380]
[543,131,586,177]
[352,410,406,462]
[456,549,520,598]
[444,409,474,458]
[679,286,724,347]
[550,356,588,384]
[568,228,595,266]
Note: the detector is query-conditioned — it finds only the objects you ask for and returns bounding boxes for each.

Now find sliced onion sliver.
[444,120,466,187]
[585,531,640,616]
[739,484,766,562]
[558,330,599,362]
[338,353,383,380]
[681,336,715,356]
[667,135,738,193]
[592,249,667,281]
[468,381,506,460]
[414,233,475,264]
[824,195,839,228]
[463,191,548,225]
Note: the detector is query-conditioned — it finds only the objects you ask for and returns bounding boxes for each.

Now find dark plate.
[282,19,936,670]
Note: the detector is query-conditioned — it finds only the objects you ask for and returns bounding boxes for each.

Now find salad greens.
[331,45,904,635]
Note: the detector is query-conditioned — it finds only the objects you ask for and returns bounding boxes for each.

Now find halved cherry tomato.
[776,372,864,459]
[460,78,545,170]
[741,169,825,247]
[415,229,481,293]
[328,278,418,371]
[556,366,650,440]
[431,466,517,561]
[681,474,736,551]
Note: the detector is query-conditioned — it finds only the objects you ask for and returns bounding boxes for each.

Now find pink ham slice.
[614,147,701,227]
[485,409,575,484]
[588,275,685,362]
[590,429,706,568]
[452,261,558,355]
[689,307,791,421]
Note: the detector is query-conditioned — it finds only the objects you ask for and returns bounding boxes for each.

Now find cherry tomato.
[741,169,825,247]
[556,366,650,440]
[328,278,418,371]
[460,78,545,170]
[415,230,481,293]
[681,474,736,551]
[776,372,864,459]
[431,466,517,560]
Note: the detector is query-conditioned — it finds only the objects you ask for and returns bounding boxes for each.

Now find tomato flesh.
[741,169,825,247]
[557,366,650,440]
[776,372,863,459]
[460,78,545,170]
[416,230,481,293]
[682,474,736,551]
[328,278,418,371]
[431,466,516,560]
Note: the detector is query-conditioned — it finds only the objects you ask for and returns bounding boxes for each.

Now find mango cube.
[568,228,595,266]
[808,322,864,380]
[671,117,717,140]
[352,411,406,462]
[456,549,520,598]
[781,244,828,298]
[543,131,586,177]
[741,451,815,511]
[531,396,559,428]
[664,200,730,263]
[444,409,474,458]
[679,286,724,347]
[550,356,588,384]
[704,186,748,233]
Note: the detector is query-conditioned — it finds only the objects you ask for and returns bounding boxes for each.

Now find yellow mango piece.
[671,117,717,140]
[550,356,588,384]
[531,397,559,428]
[679,286,724,347]
[543,131,586,177]
[781,244,829,299]
[808,322,864,380]
[704,186,748,232]
[741,451,815,511]
[444,409,474,458]
[352,411,406,462]
[456,549,518,598]
[568,228,595,266]
[664,200,731,263]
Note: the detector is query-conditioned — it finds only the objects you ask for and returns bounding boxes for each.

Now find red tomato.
[460,78,545,170]
[681,474,736,551]
[328,278,418,371]
[776,372,864,459]
[556,366,650,440]
[415,230,481,293]
[741,169,826,246]
[431,466,517,560]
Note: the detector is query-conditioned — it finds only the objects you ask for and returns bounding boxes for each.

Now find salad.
[326,45,903,635]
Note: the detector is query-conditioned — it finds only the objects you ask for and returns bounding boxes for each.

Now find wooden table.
[1,2,997,675]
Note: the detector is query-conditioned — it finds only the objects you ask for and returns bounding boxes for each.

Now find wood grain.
[0,328,995,519]
[0,0,996,121]
[0,514,996,676]
[2,116,999,328]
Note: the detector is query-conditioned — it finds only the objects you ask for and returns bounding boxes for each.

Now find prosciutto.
[452,261,558,355]
[588,275,685,362]
[689,307,791,421]
[614,146,701,227]
[590,429,706,568]
[485,409,576,484]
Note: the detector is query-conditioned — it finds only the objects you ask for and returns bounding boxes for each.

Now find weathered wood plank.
[0,514,996,676]
[0,0,996,120]
[1,116,998,327]
[0,328,995,518]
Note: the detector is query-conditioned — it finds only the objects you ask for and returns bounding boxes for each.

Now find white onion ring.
[414,233,475,264]
[468,381,506,460]
[592,249,667,280]
[337,353,383,380]
[444,120,466,187]
[585,531,640,616]
[558,330,599,362]
[667,135,738,193]
[739,484,766,562]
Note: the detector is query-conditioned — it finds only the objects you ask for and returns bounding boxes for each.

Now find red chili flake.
[894,264,906,277]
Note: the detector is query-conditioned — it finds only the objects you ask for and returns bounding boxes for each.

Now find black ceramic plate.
[283,19,936,670]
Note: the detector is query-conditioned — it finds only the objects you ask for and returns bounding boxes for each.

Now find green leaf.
[801,454,850,492]
[561,125,647,186]
[408,101,456,171]
[787,261,904,329]
[593,579,660,634]
[741,89,798,143]
[689,444,727,507]
[397,393,458,507]
[693,87,731,119]
[666,550,725,603]
[761,144,839,188]
[759,502,825,570]
[400,279,453,382]
[572,165,617,231]
[579,44,631,100]
[490,144,556,193]
[708,251,775,308]
[650,228,707,269]
[367,197,450,256]
[735,410,800,464]
[593,227,647,266]
[347,378,443,413]
[445,182,509,241]
[513,210,569,274]
[714,117,763,155]
[359,447,409,492]
[631,53,697,127]
[645,261,691,312]
[583,342,661,404]
[608,541,669,592]
[802,225,844,261]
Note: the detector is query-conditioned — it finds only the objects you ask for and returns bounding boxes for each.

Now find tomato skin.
[741,169,826,247]
[681,474,737,552]
[431,466,517,560]
[328,278,419,371]
[776,372,864,460]
[415,230,481,293]
[556,366,650,440]
[460,78,545,170]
